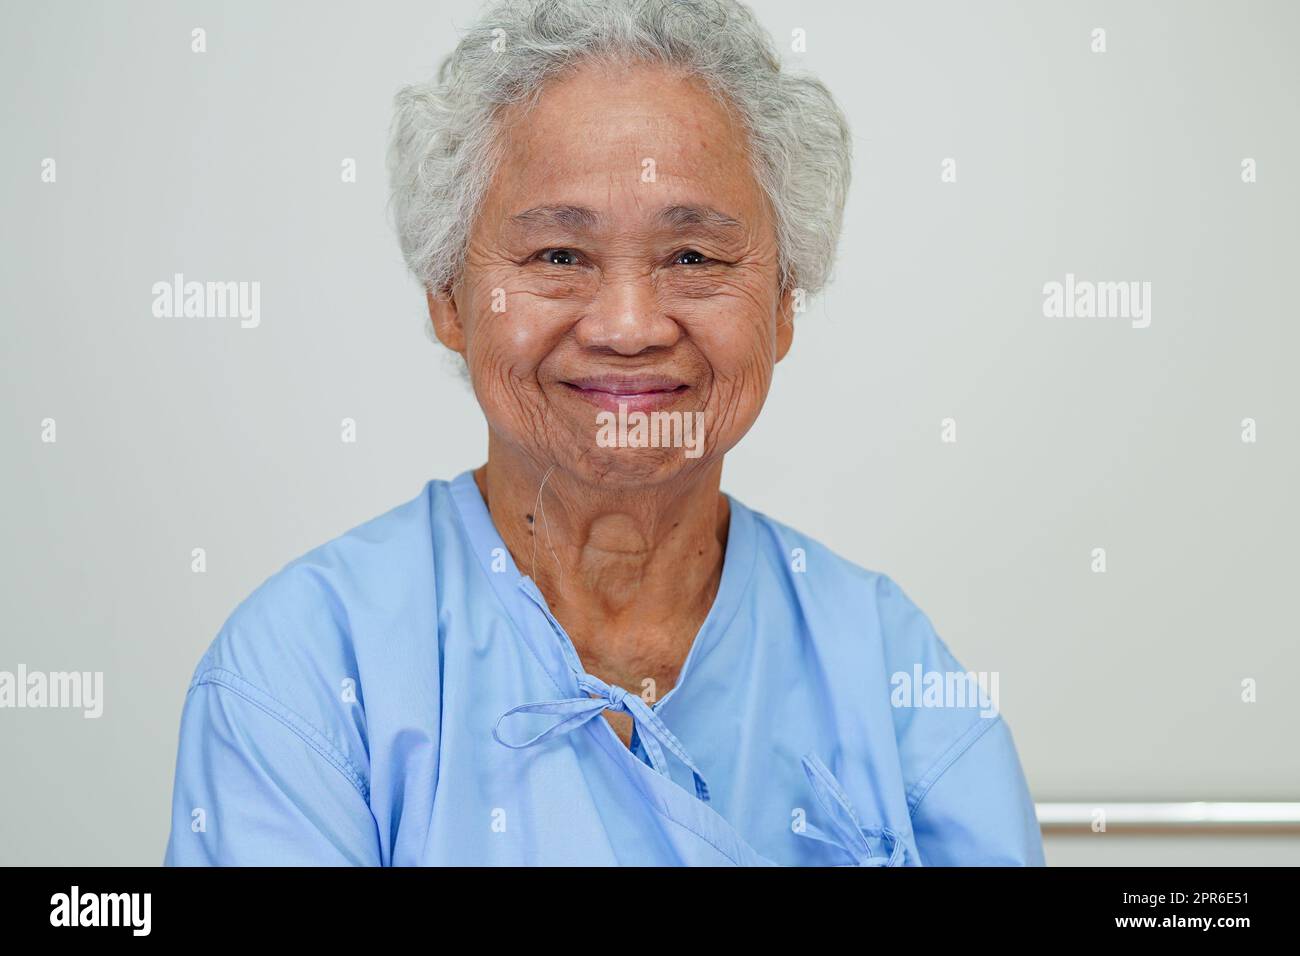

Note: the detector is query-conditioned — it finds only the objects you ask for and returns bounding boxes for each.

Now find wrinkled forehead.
[480,59,772,238]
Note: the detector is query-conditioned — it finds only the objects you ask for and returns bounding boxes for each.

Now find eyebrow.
[508,204,603,232]
[656,204,744,233]
[506,203,745,235]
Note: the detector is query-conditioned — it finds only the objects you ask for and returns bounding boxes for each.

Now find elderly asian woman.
[164,0,1043,867]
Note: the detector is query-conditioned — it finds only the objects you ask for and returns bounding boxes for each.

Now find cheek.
[674,291,779,442]
[462,280,571,382]
[459,282,582,443]
[679,285,779,386]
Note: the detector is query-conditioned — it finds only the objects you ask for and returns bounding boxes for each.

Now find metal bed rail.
[1036,802,1300,835]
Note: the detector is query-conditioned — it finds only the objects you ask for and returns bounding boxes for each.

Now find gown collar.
[448,466,756,712]
[448,467,755,801]
[447,469,902,865]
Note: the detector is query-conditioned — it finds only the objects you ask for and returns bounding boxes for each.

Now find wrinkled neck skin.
[474,432,730,701]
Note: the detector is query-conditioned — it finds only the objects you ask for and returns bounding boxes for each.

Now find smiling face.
[428,57,794,488]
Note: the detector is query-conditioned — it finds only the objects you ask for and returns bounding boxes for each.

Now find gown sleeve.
[874,573,1045,866]
[907,714,1045,866]
[163,673,382,866]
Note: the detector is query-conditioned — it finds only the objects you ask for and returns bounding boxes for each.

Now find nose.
[573,271,682,355]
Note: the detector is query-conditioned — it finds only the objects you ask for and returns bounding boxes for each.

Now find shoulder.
[743,503,999,799]
[183,480,453,772]
[198,480,446,677]
[743,503,947,671]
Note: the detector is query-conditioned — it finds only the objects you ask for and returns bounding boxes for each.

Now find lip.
[559,375,691,414]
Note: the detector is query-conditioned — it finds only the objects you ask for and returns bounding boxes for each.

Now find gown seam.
[190,666,372,804]
[905,713,1002,817]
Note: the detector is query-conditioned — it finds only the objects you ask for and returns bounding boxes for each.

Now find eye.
[672,249,713,266]
[535,248,580,266]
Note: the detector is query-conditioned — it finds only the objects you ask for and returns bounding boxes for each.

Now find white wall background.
[1,0,1296,864]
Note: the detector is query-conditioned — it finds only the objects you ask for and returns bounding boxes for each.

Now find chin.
[566,446,712,489]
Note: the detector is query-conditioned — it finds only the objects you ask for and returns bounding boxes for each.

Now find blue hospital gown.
[164,470,1044,866]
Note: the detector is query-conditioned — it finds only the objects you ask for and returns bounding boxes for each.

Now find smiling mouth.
[559,378,691,413]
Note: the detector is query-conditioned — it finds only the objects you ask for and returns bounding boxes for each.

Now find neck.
[474,436,730,687]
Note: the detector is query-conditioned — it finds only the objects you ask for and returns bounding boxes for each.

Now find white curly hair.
[387,0,853,299]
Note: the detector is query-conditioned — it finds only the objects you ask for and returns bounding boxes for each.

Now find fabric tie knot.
[602,683,630,712]
[493,673,710,803]
[796,753,907,866]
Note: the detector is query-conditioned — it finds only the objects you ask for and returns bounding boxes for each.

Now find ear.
[426,286,467,354]
[774,284,796,363]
